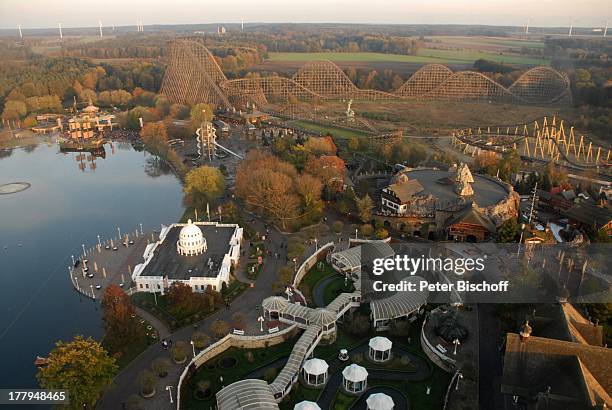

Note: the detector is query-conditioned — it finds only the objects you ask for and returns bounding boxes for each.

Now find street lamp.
[97,235,101,247]
[258,315,264,332]
[314,238,318,251]
[190,340,196,358]
[81,244,86,258]
[453,338,460,355]
[165,386,173,404]
[285,287,293,301]
[355,228,358,239]
[89,284,95,299]
[71,254,75,266]
[140,223,143,235]
[455,373,463,391]
[117,227,121,241]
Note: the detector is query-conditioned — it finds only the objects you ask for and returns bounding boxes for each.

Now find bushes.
[137,369,156,396]
[171,341,188,363]
[192,331,210,350]
[151,357,171,378]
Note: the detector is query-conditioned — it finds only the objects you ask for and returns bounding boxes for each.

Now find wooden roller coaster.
[160,39,572,108]
[451,116,611,170]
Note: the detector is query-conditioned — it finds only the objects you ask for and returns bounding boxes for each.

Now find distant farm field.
[267,49,549,66]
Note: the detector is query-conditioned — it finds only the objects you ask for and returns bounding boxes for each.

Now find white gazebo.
[368,336,392,362]
[342,364,368,393]
[294,401,321,410]
[366,392,395,410]
[302,358,329,386]
[261,296,288,319]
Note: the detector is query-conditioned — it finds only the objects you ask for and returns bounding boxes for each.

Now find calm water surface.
[0,141,184,389]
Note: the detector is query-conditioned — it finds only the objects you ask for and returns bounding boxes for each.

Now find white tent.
[294,401,321,410]
[342,364,368,393]
[366,392,395,410]
[302,358,329,386]
[368,336,393,362]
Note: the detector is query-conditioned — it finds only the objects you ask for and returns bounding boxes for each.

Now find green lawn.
[268,49,549,66]
[288,120,370,139]
[298,261,337,305]
[181,335,300,409]
[322,276,355,306]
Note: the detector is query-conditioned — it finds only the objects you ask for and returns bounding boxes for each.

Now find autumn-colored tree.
[1,100,27,120]
[140,122,168,153]
[192,331,211,349]
[210,320,230,338]
[304,136,337,156]
[355,194,374,223]
[190,103,214,125]
[360,224,374,238]
[475,151,499,176]
[235,151,302,229]
[184,166,226,209]
[37,336,117,410]
[101,285,142,350]
[305,155,346,189]
[166,282,206,318]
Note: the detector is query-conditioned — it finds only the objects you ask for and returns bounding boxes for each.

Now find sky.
[0,0,609,29]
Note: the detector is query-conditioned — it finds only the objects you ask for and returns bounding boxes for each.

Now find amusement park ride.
[451,116,611,170]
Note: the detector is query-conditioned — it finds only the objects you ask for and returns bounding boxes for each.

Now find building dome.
[366,392,395,410]
[177,219,207,256]
[294,401,321,410]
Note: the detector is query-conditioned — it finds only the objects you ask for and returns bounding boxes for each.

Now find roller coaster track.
[451,116,611,173]
[160,40,572,107]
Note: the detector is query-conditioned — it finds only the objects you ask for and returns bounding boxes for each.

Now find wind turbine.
[17,24,22,39]
[58,22,63,40]
[568,17,573,37]
[98,20,103,37]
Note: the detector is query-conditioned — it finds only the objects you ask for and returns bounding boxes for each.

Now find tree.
[210,320,230,338]
[375,228,389,239]
[333,220,344,233]
[304,136,337,156]
[184,166,226,208]
[37,336,117,410]
[2,100,27,120]
[305,155,346,189]
[101,285,142,351]
[171,341,188,363]
[348,137,359,151]
[498,150,521,182]
[355,194,374,223]
[192,331,210,349]
[140,122,168,153]
[360,224,374,238]
[497,218,520,243]
[136,369,156,396]
[166,282,206,318]
[151,357,171,377]
[190,103,214,126]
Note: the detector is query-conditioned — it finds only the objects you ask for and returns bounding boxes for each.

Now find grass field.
[267,49,549,66]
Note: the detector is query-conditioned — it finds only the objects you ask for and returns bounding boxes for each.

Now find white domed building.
[132,220,242,294]
[177,219,207,256]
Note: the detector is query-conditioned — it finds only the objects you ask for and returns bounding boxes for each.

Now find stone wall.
[176,325,299,409]
[292,242,334,287]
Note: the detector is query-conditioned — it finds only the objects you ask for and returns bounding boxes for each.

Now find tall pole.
[525,18,530,34]
[241,18,244,31]
[605,20,608,37]
[166,386,173,404]
[58,23,63,40]
[18,24,22,38]
[568,18,573,37]
[98,20,103,37]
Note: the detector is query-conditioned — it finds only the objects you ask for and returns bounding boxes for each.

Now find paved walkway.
[97,215,289,410]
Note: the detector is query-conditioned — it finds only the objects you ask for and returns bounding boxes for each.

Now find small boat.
[34,356,49,368]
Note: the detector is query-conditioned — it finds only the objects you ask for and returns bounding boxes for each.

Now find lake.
[0,141,184,389]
